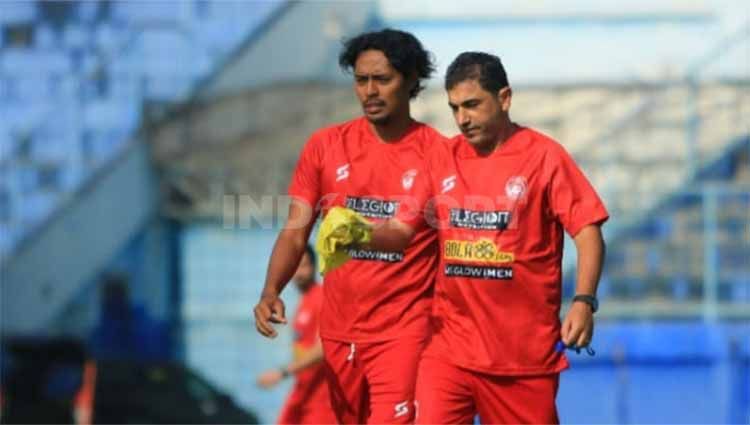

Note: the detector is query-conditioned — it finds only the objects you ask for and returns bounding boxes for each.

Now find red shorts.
[322,335,427,424]
[277,367,337,424]
[415,356,560,424]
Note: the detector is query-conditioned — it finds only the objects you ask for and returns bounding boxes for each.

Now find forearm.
[285,340,324,375]
[572,225,605,296]
[366,219,415,252]
[262,230,308,298]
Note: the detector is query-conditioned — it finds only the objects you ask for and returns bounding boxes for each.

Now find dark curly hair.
[339,28,435,99]
[445,52,509,93]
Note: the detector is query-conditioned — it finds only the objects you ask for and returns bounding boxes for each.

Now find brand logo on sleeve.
[402,169,418,190]
[336,164,350,182]
[441,175,456,193]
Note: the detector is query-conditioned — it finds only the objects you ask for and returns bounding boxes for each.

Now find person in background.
[256,245,335,425]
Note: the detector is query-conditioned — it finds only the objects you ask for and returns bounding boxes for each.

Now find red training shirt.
[292,283,325,383]
[288,116,443,342]
[401,126,609,375]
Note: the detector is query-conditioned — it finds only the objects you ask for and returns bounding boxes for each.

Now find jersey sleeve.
[287,130,326,208]
[547,144,609,237]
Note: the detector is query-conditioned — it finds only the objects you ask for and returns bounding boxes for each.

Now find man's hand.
[316,206,372,274]
[256,369,284,389]
[561,301,594,348]
[254,294,287,338]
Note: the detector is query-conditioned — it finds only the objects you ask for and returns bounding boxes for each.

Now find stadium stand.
[1,0,285,258]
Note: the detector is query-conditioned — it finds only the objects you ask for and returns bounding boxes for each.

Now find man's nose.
[457,109,470,127]
[366,79,378,96]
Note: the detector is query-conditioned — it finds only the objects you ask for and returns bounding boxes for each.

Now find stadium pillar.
[701,185,719,321]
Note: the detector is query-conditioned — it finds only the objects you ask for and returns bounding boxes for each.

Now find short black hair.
[445,52,509,94]
[339,28,435,99]
[303,244,316,274]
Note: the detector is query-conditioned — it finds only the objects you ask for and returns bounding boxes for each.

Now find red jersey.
[288,117,442,342]
[402,127,609,375]
[292,283,324,382]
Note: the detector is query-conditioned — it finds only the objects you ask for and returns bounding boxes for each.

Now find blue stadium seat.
[75,1,100,23]
[111,1,192,25]
[0,2,37,24]
[62,24,90,51]
[30,131,80,163]
[0,49,72,75]
[84,99,134,132]
[1,50,38,75]
[93,23,122,52]
[0,123,13,159]
[19,191,57,226]
[34,24,58,49]
[4,103,48,131]
[13,76,54,101]
[670,275,691,301]
[729,274,750,302]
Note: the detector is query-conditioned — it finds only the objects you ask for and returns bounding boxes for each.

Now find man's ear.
[498,86,512,111]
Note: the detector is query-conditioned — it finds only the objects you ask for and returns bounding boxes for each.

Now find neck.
[475,120,517,156]
[369,110,414,143]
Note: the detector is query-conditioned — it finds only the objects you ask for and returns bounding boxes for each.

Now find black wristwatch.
[572,295,598,313]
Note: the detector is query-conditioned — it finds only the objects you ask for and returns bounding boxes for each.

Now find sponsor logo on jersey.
[347,248,404,263]
[345,196,398,219]
[505,175,527,200]
[441,175,456,193]
[336,163,350,181]
[444,264,514,280]
[444,239,514,263]
[449,208,511,230]
[402,169,418,190]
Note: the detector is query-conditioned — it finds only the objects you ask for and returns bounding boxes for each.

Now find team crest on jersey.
[401,169,418,190]
[505,176,527,200]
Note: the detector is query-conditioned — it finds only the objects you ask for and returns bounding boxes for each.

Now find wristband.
[572,294,598,313]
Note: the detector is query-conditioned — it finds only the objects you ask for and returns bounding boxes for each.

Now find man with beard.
[254,29,444,424]
[256,245,335,424]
